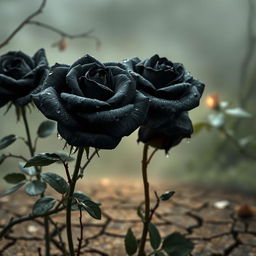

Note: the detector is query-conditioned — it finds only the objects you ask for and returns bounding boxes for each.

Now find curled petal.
[58,123,121,149]
[70,54,103,69]
[33,48,48,67]
[107,74,135,107]
[66,65,84,96]
[32,87,80,128]
[61,92,111,112]
[76,104,134,124]
[103,91,149,137]
[44,65,69,92]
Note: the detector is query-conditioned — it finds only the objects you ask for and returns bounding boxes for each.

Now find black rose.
[32,54,149,149]
[0,49,48,107]
[123,54,205,152]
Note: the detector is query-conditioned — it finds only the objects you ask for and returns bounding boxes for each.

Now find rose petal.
[61,92,110,112]
[70,54,103,69]
[76,104,134,124]
[103,91,149,137]
[58,123,121,149]
[107,74,135,107]
[32,87,80,128]
[44,65,69,92]
[66,65,84,96]
[33,48,48,67]
[0,75,34,94]
[156,83,191,99]
[14,68,49,107]
[122,57,141,71]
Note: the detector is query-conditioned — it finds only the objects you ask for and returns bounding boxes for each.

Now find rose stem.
[21,107,50,256]
[66,147,84,256]
[137,143,150,256]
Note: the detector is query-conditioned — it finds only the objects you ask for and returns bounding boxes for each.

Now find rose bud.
[123,54,204,153]
[0,49,49,107]
[32,55,149,149]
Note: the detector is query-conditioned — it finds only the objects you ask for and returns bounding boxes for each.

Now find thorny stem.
[137,144,150,256]
[66,147,84,256]
[79,149,98,178]
[76,207,84,256]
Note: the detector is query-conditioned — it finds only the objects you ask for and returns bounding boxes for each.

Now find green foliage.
[19,162,37,176]
[160,191,175,201]
[148,222,161,250]
[162,232,194,256]
[0,182,25,197]
[225,107,252,118]
[41,172,69,194]
[24,153,60,167]
[25,180,46,196]
[4,173,26,184]
[32,196,56,215]
[0,134,17,150]
[37,120,56,138]
[124,228,137,255]
[79,200,101,220]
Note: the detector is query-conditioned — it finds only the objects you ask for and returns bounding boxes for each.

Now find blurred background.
[0,0,255,191]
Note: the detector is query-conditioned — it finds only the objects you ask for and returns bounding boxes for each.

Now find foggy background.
[0,0,255,190]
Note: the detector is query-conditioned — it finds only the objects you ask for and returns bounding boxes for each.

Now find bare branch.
[0,0,47,49]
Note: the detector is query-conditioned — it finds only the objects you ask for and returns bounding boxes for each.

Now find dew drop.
[57,109,61,114]
[57,133,62,140]
[193,93,198,98]
[166,153,170,158]
[46,92,51,95]
[49,72,53,76]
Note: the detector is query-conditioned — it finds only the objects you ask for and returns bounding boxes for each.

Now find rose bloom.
[33,54,149,149]
[0,49,48,108]
[124,54,205,153]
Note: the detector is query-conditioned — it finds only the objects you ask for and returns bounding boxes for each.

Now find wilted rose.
[0,49,48,107]
[33,54,149,149]
[124,54,204,152]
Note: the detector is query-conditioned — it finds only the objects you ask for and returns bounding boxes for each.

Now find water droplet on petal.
[57,133,62,140]
[57,109,61,114]
[193,93,198,98]
[49,72,53,76]
[46,92,51,95]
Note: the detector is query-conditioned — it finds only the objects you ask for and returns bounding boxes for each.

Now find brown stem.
[76,207,84,256]
[137,144,150,256]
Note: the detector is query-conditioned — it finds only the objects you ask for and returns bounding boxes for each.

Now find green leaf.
[32,196,56,215]
[19,162,36,176]
[162,232,194,256]
[52,152,75,163]
[71,191,92,211]
[0,182,25,197]
[124,228,137,255]
[0,155,5,165]
[80,200,101,220]
[225,107,252,118]
[4,173,26,184]
[160,191,175,201]
[25,180,46,196]
[193,122,211,135]
[0,135,17,150]
[24,153,60,167]
[208,113,225,128]
[41,172,69,194]
[148,223,161,250]
[37,120,56,138]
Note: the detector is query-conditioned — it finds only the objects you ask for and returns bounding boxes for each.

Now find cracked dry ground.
[0,180,256,256]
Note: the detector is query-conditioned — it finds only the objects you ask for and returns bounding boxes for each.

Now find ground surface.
[0,179,256,256]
